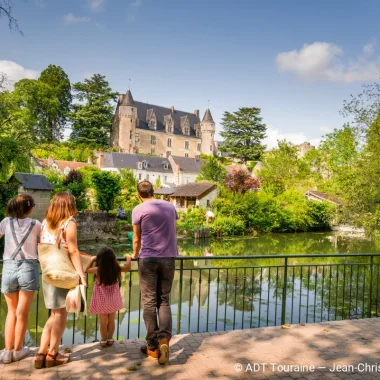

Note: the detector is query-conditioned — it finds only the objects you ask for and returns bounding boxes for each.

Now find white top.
[0,217,42,260]
[40,217,76,246]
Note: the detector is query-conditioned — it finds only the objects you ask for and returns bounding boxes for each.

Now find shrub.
[62,170,88,211]
[210,216,246,236]
[92,171,121,211]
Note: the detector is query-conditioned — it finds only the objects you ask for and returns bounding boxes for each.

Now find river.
[0,232,379,348]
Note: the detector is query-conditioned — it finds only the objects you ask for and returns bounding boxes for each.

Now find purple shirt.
[132,200,178,258]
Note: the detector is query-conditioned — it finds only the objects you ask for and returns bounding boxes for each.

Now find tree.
[62,170,88,211]
[259,140,311,195]
[223,168,260,194]
[0,0,22,34]
[92,171,121,211]
[197,157,227,183]
[38,65,72,141]
[70,74,117,147]
[220,107,267,163]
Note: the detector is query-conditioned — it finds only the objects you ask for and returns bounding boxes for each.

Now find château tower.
[200,108,215,155]
[111,89,137,153]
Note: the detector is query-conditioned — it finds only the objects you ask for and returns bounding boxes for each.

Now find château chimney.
[170,106,175,113]
[194,110,199,118]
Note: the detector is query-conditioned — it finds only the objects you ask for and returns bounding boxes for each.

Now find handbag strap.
[9,218,36,260]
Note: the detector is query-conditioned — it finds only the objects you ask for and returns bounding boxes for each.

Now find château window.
[185,153,189,158]
[151,135,156,145]
[151,148,155,155]
[185,141,189,150]
[130,131,132,139]
[210,145,213,152]
[197,143,201,151]
[167,138,172,147]
[135,133,140,143]
[184,127,189,135]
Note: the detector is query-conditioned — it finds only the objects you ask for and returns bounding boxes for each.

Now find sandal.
[34,353,47,369]
[45,352,70,368]
[100,341,107,348]
[106,339,114,347]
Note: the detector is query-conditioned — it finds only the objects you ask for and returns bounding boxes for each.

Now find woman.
[0,194,41,364]
[35,192,87,369]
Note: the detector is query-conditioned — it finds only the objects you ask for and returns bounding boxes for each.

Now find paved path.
[1,319,380,379]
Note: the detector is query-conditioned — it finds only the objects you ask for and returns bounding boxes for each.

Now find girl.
[35,192,87,369]
[0,194,40,364]
[86,248,131,347]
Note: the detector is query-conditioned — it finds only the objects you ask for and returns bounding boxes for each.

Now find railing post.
[177,259,184,334]
[281,257,288,325]
[368,255,374,318]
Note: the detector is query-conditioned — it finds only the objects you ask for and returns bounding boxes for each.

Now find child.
[86,248,131,347]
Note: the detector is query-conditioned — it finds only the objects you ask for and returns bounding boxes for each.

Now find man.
[132,181,178,364]
[116,205,127,220]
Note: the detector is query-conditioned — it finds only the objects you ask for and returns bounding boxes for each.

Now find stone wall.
[76,211,117,241]
[19,188,51,222]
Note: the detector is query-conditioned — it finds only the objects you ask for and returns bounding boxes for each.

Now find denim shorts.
[1,259,40,294]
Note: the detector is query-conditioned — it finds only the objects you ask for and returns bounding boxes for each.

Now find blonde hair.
[45,192,77,231]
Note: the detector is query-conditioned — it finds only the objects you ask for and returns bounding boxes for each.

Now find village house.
[35,155,93,175]
[9,172,53,221]
[111,89,216,158]
[98,152,205,186]
[154,182,218,209]
[304,190,343,206]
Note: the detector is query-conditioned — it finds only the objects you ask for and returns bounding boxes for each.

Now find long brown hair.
[6,194,35,219]
[45,192,77,231]
[95,247,121,286]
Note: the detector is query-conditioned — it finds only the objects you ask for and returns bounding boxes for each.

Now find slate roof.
[101,153,172,172]
[170,182,216,198]
[305,190,344,206]
[154,187,176,196]
[120,90,135,106]
[171,155,205,173]
[202,108,214,123]
[14,172,53,191]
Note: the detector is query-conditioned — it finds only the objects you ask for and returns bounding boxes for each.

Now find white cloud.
[264,126,320,150]
[0,60,39,89]
[363,39,376,56]
[276,41,380,83]
[63,13,90,25]
[89,0,105,11]
[130,0,142,8]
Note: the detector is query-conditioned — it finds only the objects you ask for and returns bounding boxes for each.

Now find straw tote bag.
[38,226,92,289]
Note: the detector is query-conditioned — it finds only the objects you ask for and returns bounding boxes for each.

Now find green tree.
[62,170,88,211]
[70,74,117,147]
[38,65,72,141]
[259,140,311,195]
[220,107,267,163]
[92,171,121,211]
[197,156,227,182]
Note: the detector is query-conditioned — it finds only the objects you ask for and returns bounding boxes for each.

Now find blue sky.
[1,0,380,147]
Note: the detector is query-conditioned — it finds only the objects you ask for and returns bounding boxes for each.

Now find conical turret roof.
[202,108,214,123]
[120,89,136,106]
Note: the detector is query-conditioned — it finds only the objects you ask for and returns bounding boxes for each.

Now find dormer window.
[137,162,142,169]
[142,160,148,169]
[149,119,156,129]
[184,127,189,135]
[168,126,173,133]
[163,162,169,170]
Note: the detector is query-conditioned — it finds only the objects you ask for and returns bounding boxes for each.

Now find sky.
[1,0,380,148]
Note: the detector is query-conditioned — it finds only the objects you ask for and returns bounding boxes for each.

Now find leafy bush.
[210,216,246,236]
[62,170,88,211]
[92,171,121,211]
[43,168,65,196]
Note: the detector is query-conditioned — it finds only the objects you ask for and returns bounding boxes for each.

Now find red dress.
[89,280,124,314]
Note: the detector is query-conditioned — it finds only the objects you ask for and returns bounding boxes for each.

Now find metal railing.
[1,253,380,348]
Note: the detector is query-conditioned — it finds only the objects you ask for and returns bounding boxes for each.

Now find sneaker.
[140,345,159,359]
[1,349,13,364]
[13,347,30,362]
[158,338,169,364]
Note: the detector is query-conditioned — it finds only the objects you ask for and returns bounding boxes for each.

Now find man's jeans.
[138,258,175,349]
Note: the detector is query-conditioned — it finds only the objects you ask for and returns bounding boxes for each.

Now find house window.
[138,173,142,180]
[185,127,189,135]
[163,162,169,170]
[151,135,156,145]
[167,138,172,147]
[146,174,149,180]
[186,177,190,183]
[151,148,155,155]
[207,200,210,207]
[143,161,148,169]
[197,143,201,151]
[185,141,189,150]
[164,176,167,182]
[185,153,189,158]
